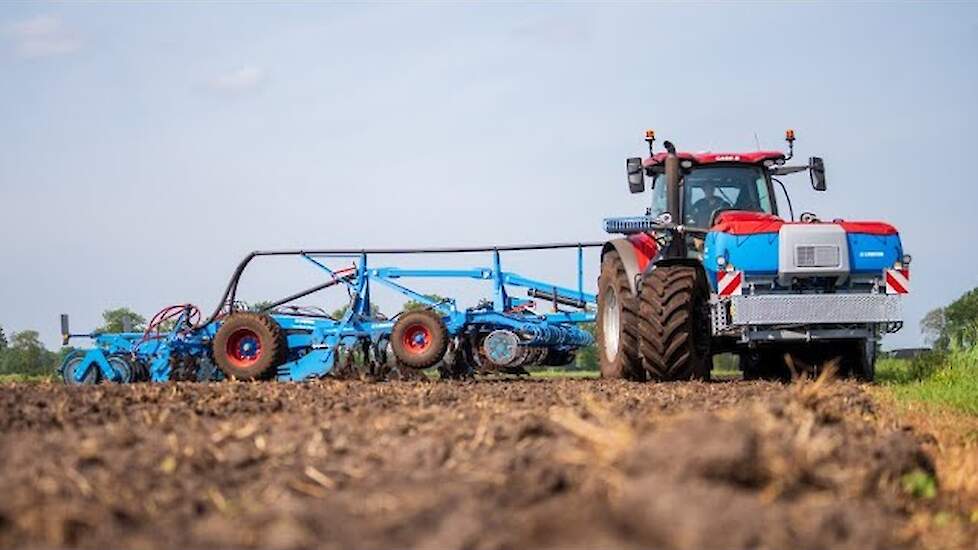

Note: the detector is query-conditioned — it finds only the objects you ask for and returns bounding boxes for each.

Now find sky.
[1,2,977,350]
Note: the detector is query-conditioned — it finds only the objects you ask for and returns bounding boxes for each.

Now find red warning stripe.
[885,269,910,295]
[717,271,743,297]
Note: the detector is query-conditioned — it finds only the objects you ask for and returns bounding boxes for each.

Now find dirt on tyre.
[212,312,287,380]
[638,265,712,381]
[595,251,645,381]
[391,310,449,369]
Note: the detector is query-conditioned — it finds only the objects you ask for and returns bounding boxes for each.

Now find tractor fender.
[602,238,650,295]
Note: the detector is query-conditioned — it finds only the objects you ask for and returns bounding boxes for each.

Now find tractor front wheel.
[637,265,712,381]
[596,251,644,380]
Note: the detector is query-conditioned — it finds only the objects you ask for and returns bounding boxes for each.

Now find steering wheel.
[688,197,732,226]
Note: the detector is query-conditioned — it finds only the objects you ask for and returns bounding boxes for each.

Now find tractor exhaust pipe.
[664,140,681,224]
[662,140,686,258]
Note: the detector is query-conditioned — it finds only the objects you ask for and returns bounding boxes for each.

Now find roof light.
[645,129,655,141]
[785,129,795,142]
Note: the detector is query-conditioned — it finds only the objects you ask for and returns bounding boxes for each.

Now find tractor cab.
[647,162,777,228]
[633,130,824,230]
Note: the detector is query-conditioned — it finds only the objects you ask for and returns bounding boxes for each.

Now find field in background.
[877,349,978,416]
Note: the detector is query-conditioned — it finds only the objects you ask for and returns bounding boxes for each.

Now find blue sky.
[1,2,976,349]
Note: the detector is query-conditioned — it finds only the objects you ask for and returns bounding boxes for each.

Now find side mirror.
[626,157,644,193]
[809,156,826,191]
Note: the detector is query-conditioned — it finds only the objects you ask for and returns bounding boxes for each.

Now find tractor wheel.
[839,339,877,382]
[61,354,99,385]
[740,349,790,381]
[391,310,449,369]
[595,251,644,380]
[637,265,712,381]
[212,312,286,380]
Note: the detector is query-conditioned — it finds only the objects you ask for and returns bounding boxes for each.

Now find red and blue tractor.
[596,130,909,381]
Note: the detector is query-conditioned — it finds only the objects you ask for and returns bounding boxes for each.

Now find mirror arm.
[773,177,794,221]
[769,165,808,176]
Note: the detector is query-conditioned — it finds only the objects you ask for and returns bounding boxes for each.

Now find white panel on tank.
[778,224,850,285]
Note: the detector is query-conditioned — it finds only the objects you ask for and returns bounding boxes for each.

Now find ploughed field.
[0,378,957,549]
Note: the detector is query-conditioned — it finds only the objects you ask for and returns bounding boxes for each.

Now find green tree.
[250,301,274,312]
[0,330,58,376]
[0,325,7,351]
[920,307,948,350]
[944,288,978,349]
[96,308,147,333]
[331,303,383,320]
[402,294,449,312]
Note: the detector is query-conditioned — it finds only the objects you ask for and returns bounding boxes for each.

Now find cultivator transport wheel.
[212,312,286,380]
[637,265,712,381]
[596,251,644,381]
[61,355,98,385]
[106,355,134,383]
[391,310,449,369]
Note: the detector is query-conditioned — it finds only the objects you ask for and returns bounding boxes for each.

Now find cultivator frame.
[61,243,602,384]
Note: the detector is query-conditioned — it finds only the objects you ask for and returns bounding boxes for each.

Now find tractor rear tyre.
[596,251,645,380]
[213,312,286,380]
[637,265,712,381]
[391,310,449,369]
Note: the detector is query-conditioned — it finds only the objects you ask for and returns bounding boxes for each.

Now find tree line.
[0,308,146,377]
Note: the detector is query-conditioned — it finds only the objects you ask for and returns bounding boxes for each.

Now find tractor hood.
[710,211,898,237]
[703,211,903,290]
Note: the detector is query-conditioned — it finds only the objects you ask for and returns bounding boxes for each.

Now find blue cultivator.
[60,243,601,384]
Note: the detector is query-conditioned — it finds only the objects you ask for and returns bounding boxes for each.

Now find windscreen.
[649,165,772,227]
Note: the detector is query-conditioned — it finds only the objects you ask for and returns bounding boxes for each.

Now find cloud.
[4,14,81,59]
[208,65,266,94]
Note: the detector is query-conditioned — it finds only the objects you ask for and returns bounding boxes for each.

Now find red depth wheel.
[402,324,433,355]
[391,310,449,369]
[225,328,263,369]
[212,312,285,380]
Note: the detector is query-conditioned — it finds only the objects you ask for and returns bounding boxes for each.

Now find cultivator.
[60,244,600,384]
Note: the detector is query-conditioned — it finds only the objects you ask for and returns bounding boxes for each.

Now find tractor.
[597,130,909,381]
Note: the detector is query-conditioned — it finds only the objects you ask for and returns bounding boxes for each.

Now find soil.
[0,378,962,550]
